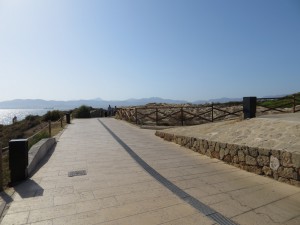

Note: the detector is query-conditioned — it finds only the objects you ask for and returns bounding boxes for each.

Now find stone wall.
[155,131,300,187]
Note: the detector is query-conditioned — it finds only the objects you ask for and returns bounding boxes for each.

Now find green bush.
[74,105,91,118]
[43,110,62,121]
[28,130,50,149]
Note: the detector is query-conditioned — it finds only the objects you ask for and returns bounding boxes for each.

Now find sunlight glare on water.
[0,109,48,125]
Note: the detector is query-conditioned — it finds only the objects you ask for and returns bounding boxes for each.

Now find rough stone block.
[281,152,293,167]
[238,150,245,162]
[219,142,227,149]
[246,155,257,166]
[257,155,270,166]
[278,167,294,179]
[219,149,225,160]
[271,150,280,159]
[230,148,238,157]
[224,148,230,156]
[242,146,249,155]
[273,171,279,180]
[215,143,220,152]
[206,149,212,157]
[262,166,272,176]
[249,147,258,157]
[223,155,231,163]
[292,153,300,169]
[270,155,280,171]
[258,148,270,156]
[247,166,262,175]
[211,151,220,159]
[203,140,209,149]
[233,155,239,163]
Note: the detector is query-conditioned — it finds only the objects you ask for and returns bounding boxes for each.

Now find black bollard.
[243,97,257,119]
[9,139,28,184]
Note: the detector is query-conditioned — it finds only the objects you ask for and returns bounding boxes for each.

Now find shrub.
[74,105,91,118]
[43,110,62,122]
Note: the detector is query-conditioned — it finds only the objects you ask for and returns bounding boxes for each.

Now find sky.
[0,0,299,102]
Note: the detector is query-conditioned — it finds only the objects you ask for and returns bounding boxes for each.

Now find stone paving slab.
[0,118,299,225]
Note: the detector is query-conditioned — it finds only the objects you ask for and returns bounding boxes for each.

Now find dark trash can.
[243,97,257,119]
[66,113,71,124]
[9,139,28,184]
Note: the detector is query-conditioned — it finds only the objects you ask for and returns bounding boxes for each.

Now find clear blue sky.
[0,0,299,102]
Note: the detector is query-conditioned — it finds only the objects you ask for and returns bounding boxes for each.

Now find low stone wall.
[27,138,56,177]
[155,131,300,187]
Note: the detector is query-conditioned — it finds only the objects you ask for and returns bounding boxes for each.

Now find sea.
[0,109,50,125]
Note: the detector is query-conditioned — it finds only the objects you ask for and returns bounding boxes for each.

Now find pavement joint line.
[98,119,239,225]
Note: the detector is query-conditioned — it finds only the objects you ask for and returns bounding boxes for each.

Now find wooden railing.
[0,116,67,190]
[116,103,243,126]
[257,95,300,115]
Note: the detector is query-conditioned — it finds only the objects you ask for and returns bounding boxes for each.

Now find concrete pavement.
[1,118,300,225]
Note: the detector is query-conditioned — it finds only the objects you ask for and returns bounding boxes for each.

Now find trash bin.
[9,139,28,184]
[243,97,257,119]
[66,113,71,124]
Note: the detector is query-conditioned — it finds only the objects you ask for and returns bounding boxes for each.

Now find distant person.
[12,115,17,124]
[108,105,112,116]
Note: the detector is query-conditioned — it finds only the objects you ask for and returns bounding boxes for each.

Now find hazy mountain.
[0,94,287,109]
[0,97,188,109]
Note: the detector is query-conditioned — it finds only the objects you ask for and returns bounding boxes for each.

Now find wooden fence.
[116,95,300,126]
[257,95,300,115]
[0,116,66,190]
[116,103,243,126]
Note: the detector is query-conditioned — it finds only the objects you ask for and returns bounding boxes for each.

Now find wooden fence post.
[135,108,138,124]
[181,107,184,126]
[48,120,52,137]
[0,143,3,191]
[156,108,158,126]
[61,116,63,128]
[211,103,214,122]
[293,95,296,113]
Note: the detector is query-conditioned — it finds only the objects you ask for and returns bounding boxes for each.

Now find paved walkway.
[1,118,300,225]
